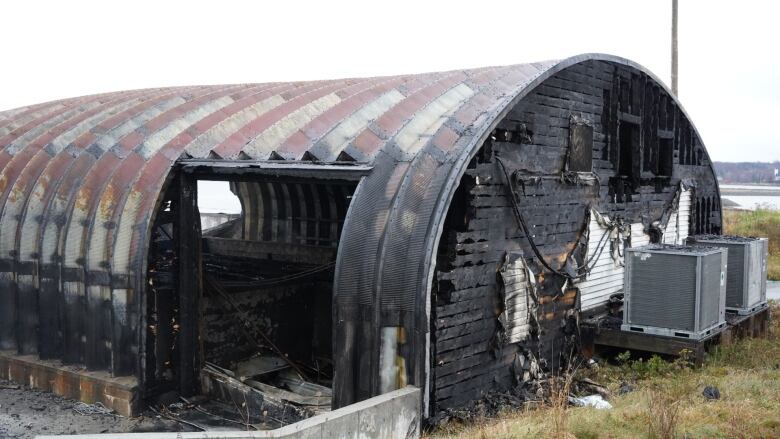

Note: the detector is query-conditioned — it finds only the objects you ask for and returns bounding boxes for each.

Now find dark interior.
[201,179,355,387]
[618,121,639,177]
[144,173,357,424]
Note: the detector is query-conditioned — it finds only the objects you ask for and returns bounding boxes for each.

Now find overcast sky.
[1,0,777,163]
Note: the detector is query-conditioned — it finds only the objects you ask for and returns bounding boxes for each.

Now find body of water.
[723,195,780,210]
[720,184,780,210]
[720,184,780,192]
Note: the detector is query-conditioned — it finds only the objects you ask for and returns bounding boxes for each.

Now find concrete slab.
[357,399,393,438]
[387,386,420,439]
[319,410,359,439]
[35,386,421,439]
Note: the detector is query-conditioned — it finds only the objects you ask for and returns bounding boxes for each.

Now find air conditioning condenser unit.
[686,235,768,315]
[623,244,727,340]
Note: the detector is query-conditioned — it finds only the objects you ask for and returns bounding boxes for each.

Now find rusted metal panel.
[0,102,62,132]
[0,92,145,352]
[75,86,245,370]
[183,84,293,158]
[211,80,351,159]
[280,79,406,161]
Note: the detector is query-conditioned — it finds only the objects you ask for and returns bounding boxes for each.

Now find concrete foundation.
[36,386,420,439]
[0,350,138,417]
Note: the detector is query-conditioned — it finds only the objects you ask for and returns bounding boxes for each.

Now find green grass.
[723,209,780,280]
[427,303,780,439]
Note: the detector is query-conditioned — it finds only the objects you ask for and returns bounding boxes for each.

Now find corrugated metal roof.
[1,54,681,378]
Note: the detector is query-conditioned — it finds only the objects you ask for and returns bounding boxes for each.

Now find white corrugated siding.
[577,216,648,311]
[577,188,690,311]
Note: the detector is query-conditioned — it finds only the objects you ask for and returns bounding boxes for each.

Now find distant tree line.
[714,161,780,184]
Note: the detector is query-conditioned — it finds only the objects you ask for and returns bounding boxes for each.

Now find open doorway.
[197,180,242,231]
[199,177,355,418]
[145,163,363,428]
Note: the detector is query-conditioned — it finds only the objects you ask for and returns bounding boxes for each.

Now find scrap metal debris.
[73,402,120,418]
[234,355,290,381]
[148,405,206,432]
[277,369,332,401]
[202,360,328,428]
[179,397,257,430]
[205,360,332,411]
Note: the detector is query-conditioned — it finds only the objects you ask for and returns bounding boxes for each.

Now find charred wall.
[430,60,720,415]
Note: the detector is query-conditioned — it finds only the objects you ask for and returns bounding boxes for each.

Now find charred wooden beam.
[177,160,371,182]
[178,172,201,397]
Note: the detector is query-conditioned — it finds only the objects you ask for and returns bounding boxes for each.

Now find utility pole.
[671,0,678,96]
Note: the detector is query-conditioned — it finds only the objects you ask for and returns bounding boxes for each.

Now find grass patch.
[723,209,780,280]
[426,303,780,439]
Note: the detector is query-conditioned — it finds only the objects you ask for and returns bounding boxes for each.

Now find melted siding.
[662,187,692,245]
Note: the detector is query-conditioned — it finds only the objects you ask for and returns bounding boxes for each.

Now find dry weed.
[645,385,682,439]
[723,401,759,439]
[548,372,576,439]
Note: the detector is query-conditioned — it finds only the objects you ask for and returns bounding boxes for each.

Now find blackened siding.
[431,60,720,414]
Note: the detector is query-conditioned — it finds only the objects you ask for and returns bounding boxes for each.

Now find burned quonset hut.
[0,54,721,420]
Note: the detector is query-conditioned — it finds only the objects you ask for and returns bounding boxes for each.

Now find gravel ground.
[0,380,188,438]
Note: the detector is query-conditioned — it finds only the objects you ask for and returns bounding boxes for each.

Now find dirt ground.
[0,379,192,438]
